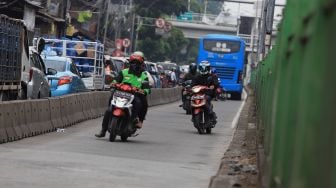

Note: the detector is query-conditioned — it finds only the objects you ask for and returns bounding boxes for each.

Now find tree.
[134,0,191,63]
[134,0,187,18]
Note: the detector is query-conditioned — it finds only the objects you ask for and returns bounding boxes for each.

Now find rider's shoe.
[95,130,106,138]
[136,121,143,129]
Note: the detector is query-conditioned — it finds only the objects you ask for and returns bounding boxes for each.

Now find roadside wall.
[251,1,336,188]
[0,87,181,144]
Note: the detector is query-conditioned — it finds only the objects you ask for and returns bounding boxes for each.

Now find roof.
[25,0,43,9]
[203,34,242,41]
[104,55,128,62]
[37,11,65,22]
[42,55,70,62]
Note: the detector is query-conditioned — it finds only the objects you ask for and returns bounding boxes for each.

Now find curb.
[209,86,258,188]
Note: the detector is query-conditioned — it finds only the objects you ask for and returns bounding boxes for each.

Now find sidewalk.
[209,87,258,188]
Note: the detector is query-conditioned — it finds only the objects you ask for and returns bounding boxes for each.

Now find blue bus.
[197,34,245,100]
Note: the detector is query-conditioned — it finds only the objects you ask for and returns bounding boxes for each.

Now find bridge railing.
[238,34,258,46]
[168,12,238,27]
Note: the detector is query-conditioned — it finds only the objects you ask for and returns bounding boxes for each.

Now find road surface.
[0,100,242,188]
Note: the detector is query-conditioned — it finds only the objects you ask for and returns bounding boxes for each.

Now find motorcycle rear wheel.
[109,117,119,142]
[121,134,128,142]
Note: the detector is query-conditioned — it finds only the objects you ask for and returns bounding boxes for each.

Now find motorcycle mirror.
[47,68,57,75]
[36,38,45,55]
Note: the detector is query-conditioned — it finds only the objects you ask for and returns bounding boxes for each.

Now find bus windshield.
[203,39,241,54]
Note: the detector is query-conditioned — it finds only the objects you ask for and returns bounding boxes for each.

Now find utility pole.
[134,15,140,51]
[96,0,105,41]
[103,0,111,44]
[130,0,135,52]
[204,0,208,15]
[265,0,275,54]
[256,0,276,61]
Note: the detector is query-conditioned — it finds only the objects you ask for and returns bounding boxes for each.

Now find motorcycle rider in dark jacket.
[192,60,218,123]
[183,63,198,82]
[180,63,198,107]
[95,52,150,138]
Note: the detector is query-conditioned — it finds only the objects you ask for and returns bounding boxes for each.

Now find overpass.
[166,13,259,53]
[167,19,238,39]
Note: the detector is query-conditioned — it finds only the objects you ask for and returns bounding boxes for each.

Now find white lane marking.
[231,89,247,129]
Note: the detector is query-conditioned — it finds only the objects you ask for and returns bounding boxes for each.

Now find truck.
[0,14,30,101]
[37,38,105,90]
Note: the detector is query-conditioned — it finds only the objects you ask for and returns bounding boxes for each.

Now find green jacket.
[114,69,150,95]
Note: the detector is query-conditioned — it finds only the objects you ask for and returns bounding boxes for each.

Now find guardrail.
[0,87,181,144]
[250,0,335,187]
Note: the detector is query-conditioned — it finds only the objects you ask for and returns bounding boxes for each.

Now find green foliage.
[134,0,187,18]
[134,0,199,64]
[190,0,202,13]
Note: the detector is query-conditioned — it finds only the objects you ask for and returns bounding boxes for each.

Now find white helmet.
[199,60,211,75]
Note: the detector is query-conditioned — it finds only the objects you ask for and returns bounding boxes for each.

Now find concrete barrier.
[0,87,181,144]
[59,96,71,127]
[14,101,30,138]
[69,94,85,124]
[28,100,43,135]
[80,92,93,120]
[90,92,100,118]
[48,97,64,129]
[0,102,19,141]
[34,99,54,133]
[98,92,110,115]
[0,104,7,143]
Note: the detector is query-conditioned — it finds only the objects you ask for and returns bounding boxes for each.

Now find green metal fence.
[251,0,336,187]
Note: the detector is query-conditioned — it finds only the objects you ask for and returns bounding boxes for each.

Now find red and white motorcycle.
[190,85,216,134]
[108,83,144,142]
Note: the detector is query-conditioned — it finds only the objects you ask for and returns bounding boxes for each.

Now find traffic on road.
[0,0,266,187]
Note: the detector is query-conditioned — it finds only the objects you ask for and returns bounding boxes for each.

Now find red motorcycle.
[108,83,145,142]
[190,85,216,134]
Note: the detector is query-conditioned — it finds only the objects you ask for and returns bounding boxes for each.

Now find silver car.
[26,50,53,99]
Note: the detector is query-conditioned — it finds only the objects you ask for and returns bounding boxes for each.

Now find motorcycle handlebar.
[111,83,145,95]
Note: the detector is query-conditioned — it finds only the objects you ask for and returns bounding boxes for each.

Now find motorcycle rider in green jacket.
[95,52,150,138]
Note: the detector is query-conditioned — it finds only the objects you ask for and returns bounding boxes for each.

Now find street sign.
[115,39,123,50]
[155,18,165,28]
[122,38,131,48]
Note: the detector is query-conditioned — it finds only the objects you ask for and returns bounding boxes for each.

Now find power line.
[0,0,20,9]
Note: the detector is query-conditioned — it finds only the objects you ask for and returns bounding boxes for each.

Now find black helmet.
[199,60,211,75]
[189,63,197,74]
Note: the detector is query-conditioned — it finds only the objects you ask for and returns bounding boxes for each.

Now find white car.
[145,71,155,88]
[26,50,53,99]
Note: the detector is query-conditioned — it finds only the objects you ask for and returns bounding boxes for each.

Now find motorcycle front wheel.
[194,113,205,134]
[109,117,119,142]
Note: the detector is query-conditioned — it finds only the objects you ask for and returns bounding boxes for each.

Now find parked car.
[145,71,155,88]
[145,61,161,88]
[42,56,87,97]
[27,49,55,99]
[157,64,169,88]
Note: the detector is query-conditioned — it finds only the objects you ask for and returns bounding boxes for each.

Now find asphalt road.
[0,100,242,188]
